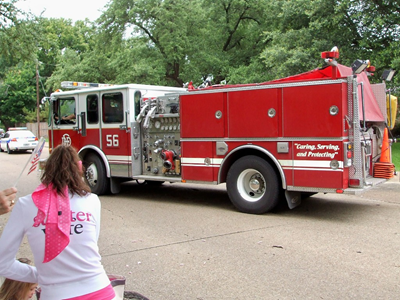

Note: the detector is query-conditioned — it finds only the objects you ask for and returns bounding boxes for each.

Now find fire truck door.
[78,93,101,150]
[51,96,80,149]
[100,90,131,177]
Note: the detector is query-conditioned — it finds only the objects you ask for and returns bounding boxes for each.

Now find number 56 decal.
[106,134,119,147]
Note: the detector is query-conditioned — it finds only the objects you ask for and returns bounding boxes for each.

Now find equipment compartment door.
[283,84,345,138]
[291,141,345,189]
[181,141,215,182]
[180,92,225,138]
[228,88,279,137]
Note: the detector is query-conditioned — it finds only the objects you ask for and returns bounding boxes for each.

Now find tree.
[109,37,168,85]
[46,47,117,90]
[99,0,206,86]
[341,0,400,86]
[98,0,272,86]
[36,18,95,77]
[0,61,36,129]
[38,18,104,90]
[258,0,400,84]
[202,0,269,83]
[0,1,38,63]
[256,0,353,81]
[23,105,48,123]
[0,0,19,27]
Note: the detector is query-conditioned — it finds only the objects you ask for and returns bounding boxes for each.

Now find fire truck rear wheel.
[227,156,280,214]
[84,154,110,195]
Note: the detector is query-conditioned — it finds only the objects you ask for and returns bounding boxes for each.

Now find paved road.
[0,148,399,299]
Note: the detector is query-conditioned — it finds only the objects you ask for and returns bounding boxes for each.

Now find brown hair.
[0,258,36,300]
[41,144,90,196]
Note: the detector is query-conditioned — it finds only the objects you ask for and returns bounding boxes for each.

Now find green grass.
[392,140,400,171]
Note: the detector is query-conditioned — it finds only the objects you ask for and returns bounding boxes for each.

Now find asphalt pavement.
[0,149,399,299]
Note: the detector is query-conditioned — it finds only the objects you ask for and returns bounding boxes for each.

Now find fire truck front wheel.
[227,156,280,214]
[84,154,110,195]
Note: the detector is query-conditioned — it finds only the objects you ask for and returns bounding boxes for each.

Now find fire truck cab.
[48,82,185,194]
[48,52,396,214]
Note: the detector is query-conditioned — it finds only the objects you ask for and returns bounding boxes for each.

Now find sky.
[16,0,111,22]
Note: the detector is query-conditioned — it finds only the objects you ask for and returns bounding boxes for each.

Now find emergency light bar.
[8,127,28,130]
[321,46,339,67]
[321,51,339,59]
[61,81,115,89]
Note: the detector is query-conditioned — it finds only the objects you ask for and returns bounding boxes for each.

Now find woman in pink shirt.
[0,145,114,300]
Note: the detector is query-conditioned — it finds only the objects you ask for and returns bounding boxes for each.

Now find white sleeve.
[0,199,38,283]
[91,194,101,241]
[96,196,101,241]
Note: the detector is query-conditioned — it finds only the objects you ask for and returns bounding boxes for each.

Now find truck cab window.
[54,98,76,125]
[87,95,99,124]
[103,92,123,123]
[134,91,141,118]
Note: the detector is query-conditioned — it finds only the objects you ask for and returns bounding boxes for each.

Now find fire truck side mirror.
[41,97,50,104]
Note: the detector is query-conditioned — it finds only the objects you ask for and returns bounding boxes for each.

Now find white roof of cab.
[51,84,186,97]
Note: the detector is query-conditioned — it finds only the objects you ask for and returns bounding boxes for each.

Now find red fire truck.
[47,50,396,214]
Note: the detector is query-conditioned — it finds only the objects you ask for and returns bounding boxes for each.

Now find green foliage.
[0,1,38,63]
[99,0,206,86]
[0,0,399,128]
[341,0,400,87]
[22,105,49,123]
[0,61,36,128]
[98,0,271,86]
[46,47,116,90]
[226,56,269,84]
[0,16,98,128]
[109,38,167,85]
[259,0,351,80]
[392,141,400,172]
[36,18,99,91]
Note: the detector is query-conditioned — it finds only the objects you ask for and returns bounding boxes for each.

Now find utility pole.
[36,61,40,138]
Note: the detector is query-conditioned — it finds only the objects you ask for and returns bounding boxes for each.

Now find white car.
[0,128,38,154]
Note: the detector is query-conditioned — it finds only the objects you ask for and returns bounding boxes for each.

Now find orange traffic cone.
[379,128,391,163]
[374,128,394,179]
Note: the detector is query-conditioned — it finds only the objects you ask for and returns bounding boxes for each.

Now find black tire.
[84,154,110,195]
[6,144,11,154]
[226,155,280,214]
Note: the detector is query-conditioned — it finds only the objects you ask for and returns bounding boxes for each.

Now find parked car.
[0,128,38,154]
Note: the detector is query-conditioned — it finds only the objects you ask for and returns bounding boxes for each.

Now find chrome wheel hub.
[237,169,266,202]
